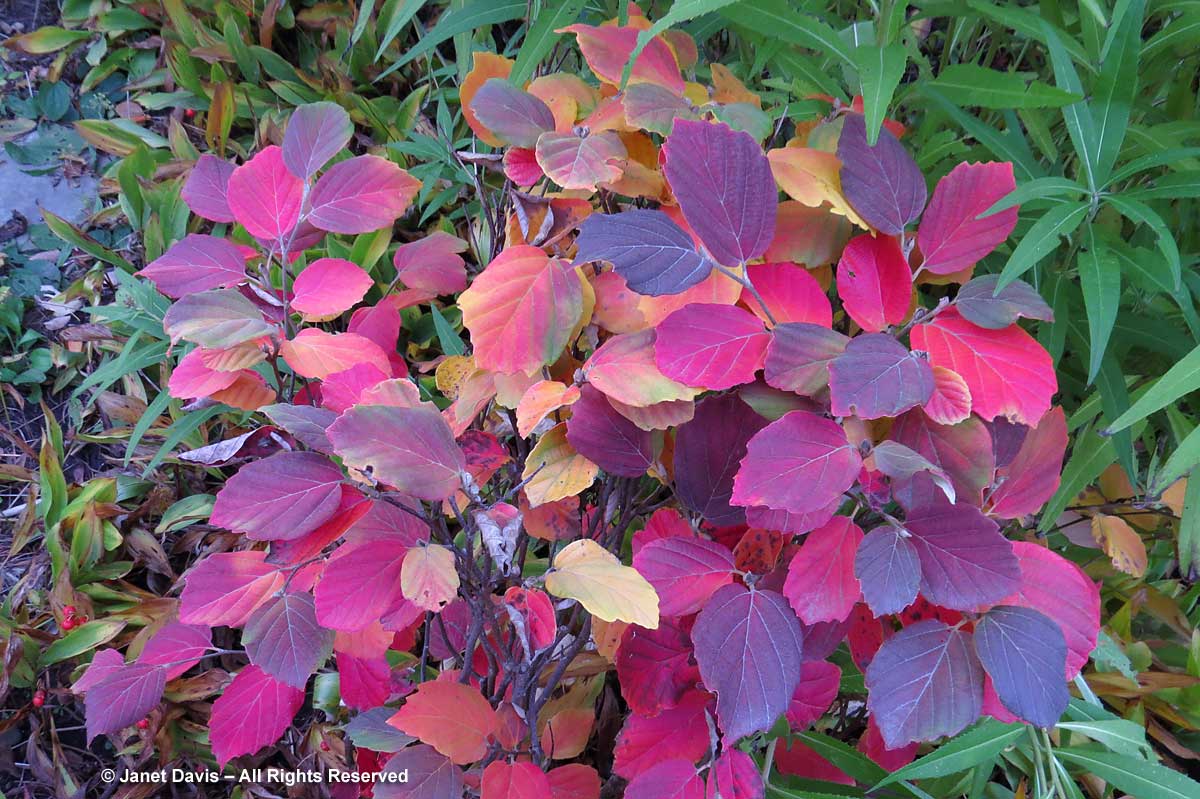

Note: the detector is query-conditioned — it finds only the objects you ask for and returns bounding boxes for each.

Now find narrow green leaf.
[1042,21,1098,190]
[510,0,588,86]
[41,620,126,666]
[1179,475,1200,577]
[1079,231,1121,385]
[1104,343,1200,434]
[1090,0,1144,184]
[430,305,465,356]
[350,0,378,47]
[874,720,1025,788]
[125,389,172,467]
[965,1,1092,69]
[41,209,137,273]
[1105,194,1181,290]
[1143,12,1200,61]
[929,64,1082,109]
[997,202,1088,289]
[1151,425,1200,496]
[921,87,1040,182]
[1054,747,1200,799]
[1106,147,1200,186]
[374,0,425,60]
[376,0,525,79]
[978,177,1085,218]
[1056,719,1153,759]
[725,1,853,65]
[1039,427,1117,532]
[144,405,225,476]
[854,43,906,145]
[793,732,888,786]
[1127,171,1200,201]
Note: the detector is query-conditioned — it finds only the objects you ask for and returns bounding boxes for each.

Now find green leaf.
[510,0,588,86]
[793,732,888,786]
[1042,21,1098,190]
[1143,11,1200,61]
[1128,171,1200,200]
[144,405,225,476]
[1058,719,1153,759]
[1106,147,1200,186]
[921,87,1040,182]
[854,43,906,145]
[374,0,425,60]
[979,177,1085,218]
[429,305,465,356]
[1054,747,1200,799]
[929,64,1082,109]
[620,0,741,88]
[1039,426,1116,532]
[1151,424,1200,496]
[1079,230,1121,385]
[1104,194,1181,290]
[725,1,853,66]
[1103,343,1200,434]
[376,0,525,80]
[997,201,1088,289]
[874,720,1025,788]
[41,210,137,273]
[41,620,126,666]
[350,0,378,48]
[156,493,215,534]
[1179,475,1200,577]
[965,1,1092,70]
[1090,0,1145,184]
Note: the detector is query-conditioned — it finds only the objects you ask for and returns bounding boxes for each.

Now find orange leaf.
[279,329,391,379]
[388,680,498,764]
[1091,515,1148,577]
[517,380,582,438]
[400,545,460,611]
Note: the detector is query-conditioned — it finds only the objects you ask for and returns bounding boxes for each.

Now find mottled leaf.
[307,155,421,234]
[138,234,245,298]
[764,322,848,396]
[210,451,344,541]
[282,101,353,179]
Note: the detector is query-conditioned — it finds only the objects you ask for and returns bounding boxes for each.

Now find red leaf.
[996,542,1100,678]
[307,155,421,234]
[137,622,211,680]
[280,328,392,379]
[505,146,545,185]
[655,303,769,390]
[859,717,918,770]
[481,761,553,799]
[905,495,1020,611]
[923,366,973,424]
[85,664,166,742]
[559,24,684,94]
[828,334,934,419]
[613,691,712,779]
[917,162,1018,275]
[705,749,764,799]
[744,262,832,327]
[387,680,499,764]
[243,592,334,688]
[848,603,884,671]
[663,120,777,268]
[693,584,804,741]
[315,537,411,631]
[179,550,285,627]
[625,760,705,799]
[764,323,848,396]
[548,764,601,799]
[786,660,841,730]
[774,739,854,784]
[336,650,391,710]
[615,619,702,717]
[329,405,466,501]
[633,536,735,616]
[836,234,912,333]
[210,451,345,541]
[227,145,304,241]
[987,407,1067,518]
[502,587,557,651]
[731,411,862,516]
[394,232,469,295]
[291,257,373,316]
[139,234,246,298]
[865,620,984,748]
[565,385,654,477]
[167,348,239,399]
[674,395,767,526]
[837,114,927,236]
[210,666,305,767]
[282,101,352,180]
[911,308,1057,425]
[181,154,235,222]
[321,362,390,413]
[783,517,863,624]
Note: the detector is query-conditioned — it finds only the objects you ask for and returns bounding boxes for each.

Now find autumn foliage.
[74,12,1098,798]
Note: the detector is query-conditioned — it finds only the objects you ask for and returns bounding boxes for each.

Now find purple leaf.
[799,618,851,662]
[904,495,1020,610]
[633,536,736,616]
[974,605,1069,728]
[373,744,465,799]
[764,323,849,396]
[956,275,1054,330]
[282,102,353,180]
[837,114,927,235]
[622,83,698,135]
[829,334,934,419]
[261,403,338,453]
[136,622,211,680]
[566,385,654,477]
[867,620,984,748]
[243,592,334,688]
[854,526,921,616]
[674,394,767,525]
[746,500,841,536]
[210,451,345,541]
[890,410,996,507]
[574,209,713,296]
[663,119,777,267]
[871,440,956,504]
[181,154,236,222]
[138,234,246,298]
[469,78,556,148]
[692,584,804,742]
[85,663,167,742]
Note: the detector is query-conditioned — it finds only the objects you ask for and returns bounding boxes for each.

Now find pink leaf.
[316,537,413,631]
[615,619,701,717]
[559,24,685,94]
[282,101,352,180]
[783,517,864,624]
[890,409,995,507]
[744,262,832,327]
[482,760,553,799]
[614,691,712,779]
[336,650,391,710]
[911,308,1057,425]
[633,536,736,617]
[837,234,912,333]
[136,622,211,680]
[469,79,556,148]
[280,328,392,379]
[987,407,1067,518]
[705,749,764,799]
[181,154,236,222]
[73,649,125,694]
[394,232,469,295]
[243,592,334,688]
[167,348,239,399]
[923,366,972,424]
[307,155,421,234]
[210,665,305,767]
[625,760,705,799]
[917,162,1018,275]
[535,129,626,191]
[210,451,345,541]
[85,663,166,742]
[291,257,373,316]
[226,145,304,241]
[731,411,862,516]
[328,405,466,501]
[321,362,390,413]
[786,660,841,729]
[654,303,768,390]
[138,234,246,298]
[179,551,285,627]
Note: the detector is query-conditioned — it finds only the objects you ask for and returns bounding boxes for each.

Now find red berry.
[137,719,149,729]
[32,690,45,707]
[185,109,196,118]
[63,605,77,615]
[320,741,331,751]
[75,615,87,624]
[61,617,75,631]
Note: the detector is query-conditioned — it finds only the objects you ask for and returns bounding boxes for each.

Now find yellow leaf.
[545,539,659,628]
[522,424,598,507]
[766,147,868,229]
[400,544,459,611]
[1091,514,1148,578]
[435,354,476,400]
[517,380,581,438]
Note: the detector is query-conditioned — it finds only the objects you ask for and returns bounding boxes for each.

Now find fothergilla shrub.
[76,15,1096,798]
